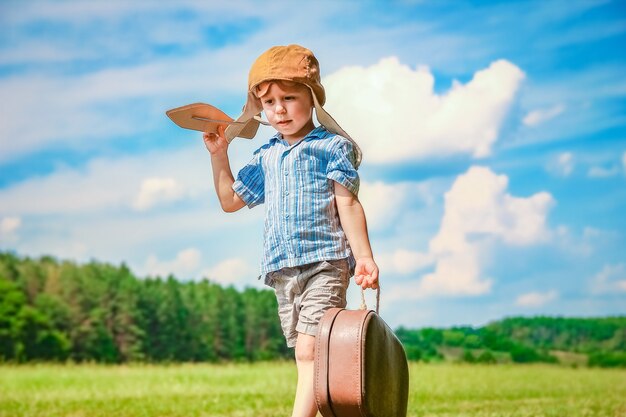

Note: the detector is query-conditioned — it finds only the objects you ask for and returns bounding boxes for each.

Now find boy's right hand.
[203,125,229,156]
[354,257,379,290]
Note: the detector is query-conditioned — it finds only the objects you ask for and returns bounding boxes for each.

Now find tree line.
[1,252,624,366]
[396,316,626,367]
[0,252,289,363]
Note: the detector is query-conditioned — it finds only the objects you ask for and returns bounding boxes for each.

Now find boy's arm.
[204,126,246,213]
[334,182,379,289]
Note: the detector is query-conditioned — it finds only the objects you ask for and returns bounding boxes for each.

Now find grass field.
[1,362,625,417]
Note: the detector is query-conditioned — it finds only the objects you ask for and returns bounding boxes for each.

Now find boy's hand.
[354,257,379,290]
[203,125,229,156]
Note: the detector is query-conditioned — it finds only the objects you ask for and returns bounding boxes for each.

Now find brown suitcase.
[314,290,409,417]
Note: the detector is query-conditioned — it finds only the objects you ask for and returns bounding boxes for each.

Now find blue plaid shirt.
[232,126,359,279]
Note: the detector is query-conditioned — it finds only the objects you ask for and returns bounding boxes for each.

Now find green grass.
[0,362,624,417]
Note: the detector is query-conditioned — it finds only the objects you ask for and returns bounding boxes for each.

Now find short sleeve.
[326,138,360,196]
[232,148,265,208]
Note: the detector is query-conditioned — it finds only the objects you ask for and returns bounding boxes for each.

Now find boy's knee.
[295,334,316,362]
[295,344,315,363]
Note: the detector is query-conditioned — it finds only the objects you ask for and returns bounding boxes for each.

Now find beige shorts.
[267,258,351,348]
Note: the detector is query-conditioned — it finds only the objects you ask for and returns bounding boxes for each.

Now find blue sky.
[0,0,625,329]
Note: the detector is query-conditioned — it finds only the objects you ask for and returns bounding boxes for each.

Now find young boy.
[203,44,379,417]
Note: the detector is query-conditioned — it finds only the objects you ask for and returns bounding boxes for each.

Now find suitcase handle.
[358,287,380,314]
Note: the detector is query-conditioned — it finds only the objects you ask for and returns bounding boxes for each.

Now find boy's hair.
[253,80,311,100]
[225,44,362,167]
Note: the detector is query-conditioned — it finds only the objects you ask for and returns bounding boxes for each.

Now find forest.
[1,252,624,366]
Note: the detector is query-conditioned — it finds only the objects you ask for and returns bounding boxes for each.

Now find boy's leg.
[292,333,318,417]
[269,260,349,417]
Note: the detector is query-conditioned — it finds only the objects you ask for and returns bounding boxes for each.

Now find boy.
[203,44,378,417]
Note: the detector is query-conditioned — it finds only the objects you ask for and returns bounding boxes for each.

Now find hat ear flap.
[247,91,263,114]
[310,90,362,168]
[237,118,261,139]
[225,92,264,142]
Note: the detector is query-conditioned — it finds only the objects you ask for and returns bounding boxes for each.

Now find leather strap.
[314,307,343,417]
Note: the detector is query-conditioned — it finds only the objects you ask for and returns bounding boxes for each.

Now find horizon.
[3,249,625,329]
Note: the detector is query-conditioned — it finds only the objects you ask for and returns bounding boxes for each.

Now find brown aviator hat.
[225,44,362,167]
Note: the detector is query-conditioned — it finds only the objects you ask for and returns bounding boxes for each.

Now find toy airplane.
[165,102,269,137]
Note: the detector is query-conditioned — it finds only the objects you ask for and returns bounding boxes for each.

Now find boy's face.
[257,81,315,144]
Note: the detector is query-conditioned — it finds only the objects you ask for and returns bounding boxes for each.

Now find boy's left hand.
[354,257,379,290]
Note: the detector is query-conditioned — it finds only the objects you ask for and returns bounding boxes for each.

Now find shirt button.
[286,215,290,219]
[284,171,289,176]
[285,191,289,196]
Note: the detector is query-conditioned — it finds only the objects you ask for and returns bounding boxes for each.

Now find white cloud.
[515,290,558,307]
[377,249,435,275]
[523,104,565,126]
[547,152,574,177]
[142,248,259,287]
[144,248,202,279]
[587,165,620,178]
[0,216,22,246]
[201,257,256,286]
[0,48,250,162]
[358,181,406,231]
[0,5,488,163]
[434,166,553,247]
[133,177,184,211]
[0,2,266,66]
[0,142,265,271]
[554,226,620,259]
[0,216,21,234]
[323,57,525,163]
[555,226,591,257]
[412,166,554,297]
[590,263,626,294]
[0,146,211,216]
[358,180,435,231]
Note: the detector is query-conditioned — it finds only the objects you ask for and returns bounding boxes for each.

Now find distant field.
[1,362,625,417]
